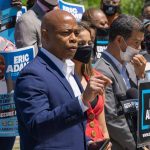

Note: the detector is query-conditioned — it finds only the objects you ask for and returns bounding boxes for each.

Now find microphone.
[116,88,139,143]
[126,88,138,99]
[118,88,138,114]
[115,92,127,101]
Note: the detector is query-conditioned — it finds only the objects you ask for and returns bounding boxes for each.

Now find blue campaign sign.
[58,0,85,21]
[0,1,27,44]
[0,93,18,137]
[1,46,35,80]
[0,7,18,43]
[0,0,11,10]
[0,46,35,137]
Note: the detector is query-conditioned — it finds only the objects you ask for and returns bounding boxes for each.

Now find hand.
[105,142,112,150]
[131,54,147,79]
[88,140,111,150]
[88,141,99,150]
[11,0,22,9]
[82,75,112,103]
[98,74,112,88]
[143,146,149,150]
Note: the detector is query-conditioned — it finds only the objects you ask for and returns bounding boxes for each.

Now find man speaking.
[14,10,111,150]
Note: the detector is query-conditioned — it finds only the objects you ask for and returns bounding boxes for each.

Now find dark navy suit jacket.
[14,49,88,150]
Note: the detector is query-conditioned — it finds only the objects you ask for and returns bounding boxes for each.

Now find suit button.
[89,121,95,128]
[91,130,96,138]
[88,113,95,120]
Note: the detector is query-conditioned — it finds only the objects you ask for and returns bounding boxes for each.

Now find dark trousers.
[0,137,16,150]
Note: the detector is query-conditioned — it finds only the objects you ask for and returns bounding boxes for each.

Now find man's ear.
[41,29,49,42]
[115,35,126,51]
[115,35,122,44]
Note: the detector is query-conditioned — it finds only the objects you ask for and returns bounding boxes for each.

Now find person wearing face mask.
[73,21,112,150]
[100,0,121,26]
[82,8,109,62]
[15,0,59,54]
[95,14,147,150]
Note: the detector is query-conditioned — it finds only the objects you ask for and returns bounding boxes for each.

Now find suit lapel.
[73,73,84,93]
[102,53,127,92]
[38,50,75,98]
[126,63,137,88]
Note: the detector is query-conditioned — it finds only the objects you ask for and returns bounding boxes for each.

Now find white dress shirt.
[42,48,88,112]
[104,51,131,89]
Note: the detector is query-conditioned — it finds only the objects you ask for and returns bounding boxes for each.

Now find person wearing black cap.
[15,0,59,54]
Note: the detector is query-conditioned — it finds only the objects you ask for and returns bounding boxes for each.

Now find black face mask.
[102,3,119,16]
[74,45,92,64]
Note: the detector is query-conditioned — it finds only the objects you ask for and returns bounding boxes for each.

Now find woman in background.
[73,21,112,149]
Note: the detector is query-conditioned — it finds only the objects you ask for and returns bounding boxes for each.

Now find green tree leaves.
[64,0,144,17]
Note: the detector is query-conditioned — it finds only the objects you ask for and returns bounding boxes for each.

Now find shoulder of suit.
[20,56,43,75]
[16,9,38,23]
[94,58,109,69]
[94,58,112,78]
[94,58,109,72]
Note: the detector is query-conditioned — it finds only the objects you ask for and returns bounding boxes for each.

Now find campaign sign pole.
[137,81,150,147]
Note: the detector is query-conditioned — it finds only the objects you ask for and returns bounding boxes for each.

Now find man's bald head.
[41,10,76,32]
[41,10,79,60]
[82,8,108,28]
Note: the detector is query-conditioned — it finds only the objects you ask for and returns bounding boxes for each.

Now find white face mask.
[120,46,140,62]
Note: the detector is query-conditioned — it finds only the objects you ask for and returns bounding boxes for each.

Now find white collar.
[104,51,127,72]
[41,48,75,79]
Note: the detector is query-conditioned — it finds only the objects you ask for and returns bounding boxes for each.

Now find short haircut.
[109,14,144,42]
[82,8,104,28]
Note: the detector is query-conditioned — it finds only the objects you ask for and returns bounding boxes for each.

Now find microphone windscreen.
[126,88,138,99]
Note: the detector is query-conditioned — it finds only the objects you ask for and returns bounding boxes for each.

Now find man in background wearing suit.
[95,14,147,150]
[15,0,59,54]
[14,10,112,150]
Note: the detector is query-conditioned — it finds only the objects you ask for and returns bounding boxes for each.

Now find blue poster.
[0,7,18,44]
[0,0,27,44]
[1,46,35,80]
[0,46,35,137]
[0,0,12,10]
[58,0,85,21]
